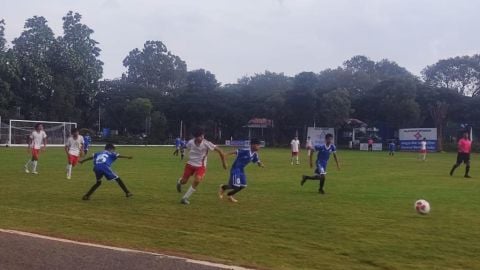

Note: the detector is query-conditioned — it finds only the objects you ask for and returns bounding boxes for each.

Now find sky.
[1,0,479,84]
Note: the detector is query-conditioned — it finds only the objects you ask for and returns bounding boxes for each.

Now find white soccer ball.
[415,199,430,215]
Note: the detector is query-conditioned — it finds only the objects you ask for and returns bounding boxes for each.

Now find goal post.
[8,119,77,146]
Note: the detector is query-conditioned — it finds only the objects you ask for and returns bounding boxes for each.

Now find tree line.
[1,12,480,148]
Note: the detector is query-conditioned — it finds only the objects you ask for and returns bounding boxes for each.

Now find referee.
[450,131,472,178]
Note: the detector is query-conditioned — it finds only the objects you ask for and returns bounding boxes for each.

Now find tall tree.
[123,41,187,93]
[422,55,480,96]
[12,16,56,119]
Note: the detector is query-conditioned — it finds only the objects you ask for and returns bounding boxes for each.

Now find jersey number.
[96,154,109,164]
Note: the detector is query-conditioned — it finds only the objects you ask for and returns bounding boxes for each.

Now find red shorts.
[68,154,80,166]
[292,151,299,156]
[420,149,427,154]
[31,149,41,160]
[182,164,206,180]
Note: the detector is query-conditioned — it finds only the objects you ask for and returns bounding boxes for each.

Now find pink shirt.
[368,139,373,145]
[458,138,472,154]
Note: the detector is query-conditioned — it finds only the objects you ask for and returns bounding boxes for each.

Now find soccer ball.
[415,199,430,215]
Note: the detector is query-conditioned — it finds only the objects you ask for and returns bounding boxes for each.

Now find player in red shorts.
[65,128,84,179]
[290,136,300,165]
[450,131,472,178]
[176,128,227,205]
[24,123,47,174]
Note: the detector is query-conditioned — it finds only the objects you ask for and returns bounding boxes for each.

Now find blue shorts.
[229,169,247,187]
[94,166,118,181]
[315,160,328,175]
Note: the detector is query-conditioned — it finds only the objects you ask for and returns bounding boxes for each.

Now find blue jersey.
[389,143,395,151]
[84,135,91,149]
[231,149,259,172]
[314,144,336,163]
[175,138,182,147]
[93,150,119,168]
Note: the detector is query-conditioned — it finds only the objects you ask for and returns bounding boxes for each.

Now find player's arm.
[26,136,32,152]
[214,147,228,169]
[333,153,340,170]
[42,137,47,150]
[80,156,94,164]
[118,155,133,159]
[64,144,69,155]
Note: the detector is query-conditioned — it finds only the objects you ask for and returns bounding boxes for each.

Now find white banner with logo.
[307,127,335,145]
[399,128,437,151]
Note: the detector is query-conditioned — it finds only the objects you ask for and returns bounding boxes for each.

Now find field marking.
[0,229,253,270]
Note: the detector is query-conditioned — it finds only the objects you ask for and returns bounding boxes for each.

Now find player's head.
[423,137,427,141]
[34,123,43,131]
[193,128,204,142]
[307,136,310,139]
[294,136,298,139]
[105,143,116,151]
[462,131,469,139]
[325,133,333,144]
[250,138,261,151]
[71,128,79,137]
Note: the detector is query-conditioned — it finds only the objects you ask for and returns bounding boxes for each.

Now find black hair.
[71,128,79,134]
[34,123,42,129]
[250,138,261,145]
[193,128,204,138]
[325,133,333,139]
[105,143,115,150]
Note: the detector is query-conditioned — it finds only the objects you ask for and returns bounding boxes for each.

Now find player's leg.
[66,155,75,179]
[181,167,205,204]
[31,150,39,174]
[115,178,133,197]
[319,174,326,194]
[450,154,462,176]
[219,172,235,199]
[291,152,294,165]
[295,153,300,165]
[227,173,246,202]
[177,164,193,193]
[83,172,103,200]
[180,149,185,160]
[464,156,471,178]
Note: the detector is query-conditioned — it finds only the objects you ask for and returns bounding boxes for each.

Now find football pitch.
[1,147,480,270]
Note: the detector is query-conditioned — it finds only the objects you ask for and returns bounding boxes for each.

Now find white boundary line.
[0,229,253,270]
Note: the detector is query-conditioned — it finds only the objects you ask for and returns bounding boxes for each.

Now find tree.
[12,16,57,119]
[123,41,187,93]
[186,69,219,92]
[57,11,104,124]
[317,89,351,127]
[422,55,480,96]
[125,98,153,134]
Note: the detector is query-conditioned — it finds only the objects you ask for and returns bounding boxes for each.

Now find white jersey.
[186,139,216,167]
[66,135,84,156]
[291,139,300,152]
[420,141,427,150]
[306,139,313,149]
[30,130,47,150]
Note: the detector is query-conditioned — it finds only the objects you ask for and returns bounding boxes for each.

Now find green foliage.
[2,148,480,269]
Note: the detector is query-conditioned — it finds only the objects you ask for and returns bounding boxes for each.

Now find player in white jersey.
[306,136,313,157]
[24,123,47,174]
[418,137,427,161]
[65,128,84,179]
[176,128,227,205]
[291,136,300,165]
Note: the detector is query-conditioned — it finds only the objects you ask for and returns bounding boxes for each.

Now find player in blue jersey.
[173,137,182,157]
[300,134,339,194]
[218,138,264,203]
[179,138,187,160]
[388,140,396,156]
[83,133,92,155]
[79,143,133,200]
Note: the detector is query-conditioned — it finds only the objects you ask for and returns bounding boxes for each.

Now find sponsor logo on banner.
[399,128,437,151]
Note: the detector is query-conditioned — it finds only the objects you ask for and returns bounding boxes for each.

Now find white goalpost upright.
[8,119,77,147]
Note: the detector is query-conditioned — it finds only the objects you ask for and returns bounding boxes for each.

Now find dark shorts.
[456,153,470,164]
[229,169,247,187]
[94,166,118,181]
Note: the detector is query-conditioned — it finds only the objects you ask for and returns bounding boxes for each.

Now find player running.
[301,134,340,194]
[24,123,47,174]
[218,138,264,203]
[173,137,182,157]
[176,129,227,205]
[388,140,396,156]
[450,131,472,178]
[179,138,187,160]
[418,137,427,161]
[291,136,300,165]
[306,136,313,157]
[80,143,133,200]
[83,133,92,155]
[65,128,84,179]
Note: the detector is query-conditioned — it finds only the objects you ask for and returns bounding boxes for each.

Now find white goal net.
[8,120,77,146]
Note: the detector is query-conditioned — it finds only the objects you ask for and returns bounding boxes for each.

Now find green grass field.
[1,147,480,270]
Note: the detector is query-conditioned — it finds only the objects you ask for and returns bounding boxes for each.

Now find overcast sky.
[1,0,479,84]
